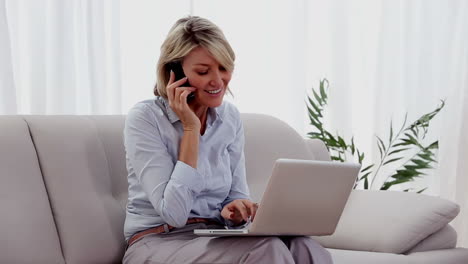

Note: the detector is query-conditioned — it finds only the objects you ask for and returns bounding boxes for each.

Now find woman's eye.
[219,66,226,72]
[197,71,208,75]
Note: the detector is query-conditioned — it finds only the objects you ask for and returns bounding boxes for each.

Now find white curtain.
[1,0,121,114]
[1,0,467,246]
[0,0,16,113]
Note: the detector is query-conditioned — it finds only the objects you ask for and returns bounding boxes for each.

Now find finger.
[179,89,194,105]
[172,86,185,105]
[169,76,188,89]
[174,87,195,106]
[166,71,175,101]
[221,207,234,220]
[168,69,175,85]
[230,210,243,223]
[241,200,253,216]
[234,202,249,222]
[167,76,188,102]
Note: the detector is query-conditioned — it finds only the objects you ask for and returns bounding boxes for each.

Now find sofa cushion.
[407,248,468,264]
[313,190,460,254]
[405,225,457,254]
[328,248,407,264]
[0,117,64,264]
[24,116,126,264]
[329,247,468,264]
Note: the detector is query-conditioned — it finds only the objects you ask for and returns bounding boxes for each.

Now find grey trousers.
[123,223,333,264]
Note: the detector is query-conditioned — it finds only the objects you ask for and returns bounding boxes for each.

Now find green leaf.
[360,164,374,174]
[376,136,387,152]
[417,153,436,163]
[376,139,384,159]
[364,177,369,189]
[410,127,418,137]
[337,136,347,149]
[331,156,344,162]
[403,133,419,145]
[427,140,439,149]
[404,164,429,171]
[307,132,324,140]
[308,109,322,127]
[417,188,428,193]
[307,96,322,117]
[359,171,372,180]
[393,139,413,147]
[388,148,409,156]
[391,169,421,178]
[381,178,413,190]
[383,157,404,166]
[400,113,408,133]
[319,79,328,102]
[308,111,323,130]
[389,120,393,144]
[412,159,430,167]
[312,89,324,107]
[359,152,365,163]
[350,137,356,155]
[324,131,341,148]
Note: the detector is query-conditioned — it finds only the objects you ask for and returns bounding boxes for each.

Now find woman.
[123,16,333,264]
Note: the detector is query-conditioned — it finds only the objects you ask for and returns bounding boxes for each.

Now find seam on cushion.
[87,117,120,205]
[24,117,66,263]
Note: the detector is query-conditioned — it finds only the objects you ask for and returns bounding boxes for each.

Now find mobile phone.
[167,62,195,102]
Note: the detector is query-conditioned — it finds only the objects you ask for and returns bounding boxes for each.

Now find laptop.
[194,159,360,236]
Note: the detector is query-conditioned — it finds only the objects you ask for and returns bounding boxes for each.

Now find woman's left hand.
[221,199,259,225]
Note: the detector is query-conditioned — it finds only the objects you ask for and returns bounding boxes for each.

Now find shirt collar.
[158,96,223,125]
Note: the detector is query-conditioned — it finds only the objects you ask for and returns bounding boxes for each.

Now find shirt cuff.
[171,160,205,195]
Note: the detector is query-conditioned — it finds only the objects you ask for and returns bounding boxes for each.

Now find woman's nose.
[209,71,223,87]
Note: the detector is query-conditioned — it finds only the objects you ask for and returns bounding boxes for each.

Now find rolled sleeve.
[171,160,205,194]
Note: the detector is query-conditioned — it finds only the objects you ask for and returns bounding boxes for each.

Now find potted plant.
[307,79,445,192]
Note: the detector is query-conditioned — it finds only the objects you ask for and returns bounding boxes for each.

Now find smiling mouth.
[205,88,222,94]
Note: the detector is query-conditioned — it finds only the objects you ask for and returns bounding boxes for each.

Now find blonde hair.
[154,16,236,98]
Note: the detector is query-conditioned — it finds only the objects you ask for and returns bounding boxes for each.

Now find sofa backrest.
[0,117,65,264]
[1,114,328,264]
[23,116,128,264]
[242,113,317,201]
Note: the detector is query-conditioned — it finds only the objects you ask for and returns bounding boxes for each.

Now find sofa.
[1,113,468,264]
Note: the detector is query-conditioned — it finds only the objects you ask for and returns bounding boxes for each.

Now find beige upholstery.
[305,138,332,161]
[24,116,126,264]
[1,114,468,264]
[313,190,460,253]
[0,117,64,264]
[243,114,315,202]
[406,225,458,254]
[329,248,468,264]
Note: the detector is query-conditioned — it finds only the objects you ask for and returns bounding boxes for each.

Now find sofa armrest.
[312,190,460,254]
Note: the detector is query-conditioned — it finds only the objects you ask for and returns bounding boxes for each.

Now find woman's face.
[182,46,232,108]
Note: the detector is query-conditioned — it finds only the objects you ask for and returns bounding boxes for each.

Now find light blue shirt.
[123,97,250,240]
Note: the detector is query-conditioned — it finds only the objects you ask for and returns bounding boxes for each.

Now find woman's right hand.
[166,70,200,131]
